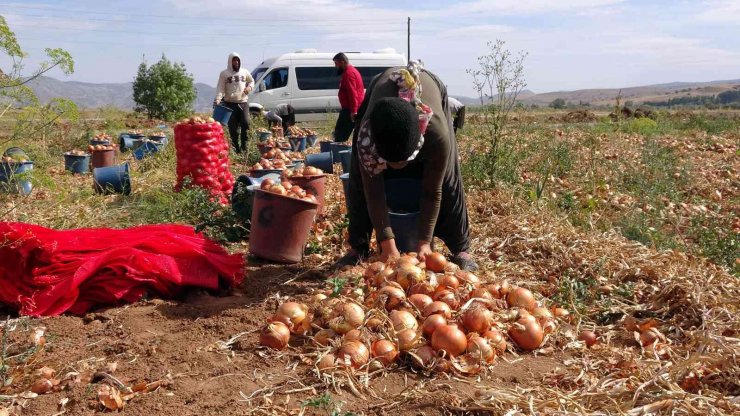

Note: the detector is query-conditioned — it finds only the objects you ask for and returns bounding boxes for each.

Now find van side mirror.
[258,82,266,92]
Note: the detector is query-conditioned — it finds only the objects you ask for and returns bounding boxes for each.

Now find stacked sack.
[174,117,234,204]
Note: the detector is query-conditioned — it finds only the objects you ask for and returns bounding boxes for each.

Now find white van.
[248,48,406,122]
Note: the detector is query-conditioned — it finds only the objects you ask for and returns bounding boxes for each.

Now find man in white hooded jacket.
[215,52,254,153]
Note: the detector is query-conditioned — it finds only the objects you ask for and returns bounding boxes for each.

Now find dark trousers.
[281,107,296,133]
[453,106,466,134]
[346,136,471,255]
[333,108,354,142]
[223,102,250,153]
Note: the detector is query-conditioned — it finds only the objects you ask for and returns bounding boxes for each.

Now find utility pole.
[407,17,411,62]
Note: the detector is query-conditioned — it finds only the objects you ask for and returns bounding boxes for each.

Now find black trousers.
[281,107,296,133]
[453,106,466,134]
[223,102,250,152]
[333,108,354,142]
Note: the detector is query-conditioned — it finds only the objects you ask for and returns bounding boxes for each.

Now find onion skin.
[437,274,460,291]
[314,329,338,346]
[467,335,495,363]
[421,314,448,338]
[467,288,493,302]
[531,307,553,320]
[411,345,436,368]
[423,301,453,319]
[371,340,399,366]
[431,325,468,357]
[408,294,433,312]
[394,264,424,290]
[373,268,395,288]
[330,302,365,334]
[507,287,536,311]
[343,329,364,343]
[390,310,419,331]
[483,329,507,354]
[396,329,420,351]
[317,354,336,372]
[364,262,386,282]
[461,307,493,334]
[276,302,308,326]
[337,341,370,368]
[455,271,480,288]
[508,318,544,351]
[425,253,448,273]
[433,290,460,310]
[408,282,435,297]
[260,322,291,350]
[579,331,598,348]
[377,285,406,311]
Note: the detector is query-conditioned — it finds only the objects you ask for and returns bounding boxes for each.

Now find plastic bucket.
[93,163,131,195]
[64,153,90,174]
[3,147,29,160]
[213,105,233,125]
[319,141,333,153]
[289,174,327,215]
[249,189,318,263]
[0,161,33,195]
[305,152,333,173]
[119,134,140,152]
[90,139,111,146]
[133,141,163,160]
[248,169,283,179]
[91,149,115,170]
[148,135,168,145]
[386,178,422,253]
[339,150,351,173]
[259,132,272,142]
[257,143,273,155]
[292,160,305,170]
[340,173,350,210]
[306,135,318,147]
[232,175,268,221]
[289,137,307,152]
[330,143,351,165]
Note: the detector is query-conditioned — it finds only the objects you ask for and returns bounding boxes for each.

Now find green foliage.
[623,118,659,136]
[687,216,739,276]
[717,90,740,105]
[301,393,356,416]
[549,98,566,109]
[132,55,196,121]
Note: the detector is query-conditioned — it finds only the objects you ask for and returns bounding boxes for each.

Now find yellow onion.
[337,341,370,368]
[310,293,328,305]
[329,302,365,334]
[396,254,419,266]
[260,322,291,350]
[461,307,493,334]
[467,335,495,363]
[373,268,396,287]
[579,330,597,348]
[443,261,460,273]
[276,302,308,327]
[455,270,481,288]
[467,288,493,302]
[343,329,364,343]
[410,345,437,368]
[532,307,553,320]
[394,263,424,290]
[396,328,420,351]
[421,314,448,338]
[408,294,433,312]
[364,262,386,281]
[390,310,419,331]
[431,325,467,357]
[425,253,448,272]
[317,354,336,372]
[30,378,53,394]
[486,283,502,299]
[483,329,507,354]
[437,274,460,291]
[371,340,399,366]
[365,317,383,330]
[313,329,338,346]
[377,285,406,311]
[508,317,544,351]
[423,301,452,319]
[408,282,435,297]
[433,289,460,310]
[507,287,536,311]
[541,319,557,335]
[552,307,570,319]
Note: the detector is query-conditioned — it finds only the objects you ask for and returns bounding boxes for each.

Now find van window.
[251,67,268,82]
[262,67,289,90]
[295,66,394,90]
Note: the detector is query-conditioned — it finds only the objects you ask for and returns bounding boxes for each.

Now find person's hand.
[244,86,253,94]
[213,99,220,108]
[379,239,400,262]
[416,241,433,262]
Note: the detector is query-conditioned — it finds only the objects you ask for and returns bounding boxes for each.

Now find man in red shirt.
[333,53,365,142]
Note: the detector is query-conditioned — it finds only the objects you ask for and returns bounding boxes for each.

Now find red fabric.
[0,222,245,317]
[338,65,365,115]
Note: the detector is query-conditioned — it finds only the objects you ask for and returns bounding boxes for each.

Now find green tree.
[717,90,740,105]
[549,98,566,109]
[0,16,77,144]
[132,55,196,121]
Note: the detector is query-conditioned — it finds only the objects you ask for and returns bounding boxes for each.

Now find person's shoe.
[451,252,478,271]
[332,249,366,270]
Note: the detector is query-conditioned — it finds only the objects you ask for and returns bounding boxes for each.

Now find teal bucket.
[330,143,351,165]
[133,141,163,160]
[93,163,131,195]
[119,134,144,152]
[339,150,351,173]
[259,132,272,142]
[64,153,90,174]
[306,152,333,173]
[3,147,29,160]
[0,161,33,195]
[306,135,318,147]
[319,141,333,153]
[90,139,111,146]
[213,105,233,125]
[289,137,306,152]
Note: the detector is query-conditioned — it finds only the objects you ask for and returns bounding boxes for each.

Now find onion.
[640,328,665,347]
[579,330,597,348]
[425,253,447,272]
[30,378,53,394]
[337,341,370,368]
[508,317,544,351]
[317,354,336,372]
[541,319,557,335]
[267,314,292,326]
[373,268,396,288]
[462,307,493,334]
[433,290,459,310]
[314,329,338,346]
[260,178,275,189]
[344,329,364,343]
[36,366,55,380]
[365,317,383,330]
[455,270,480,288]
[486,283,502,299]
[291,315,313,335]
[483,329,507,354]
[423,301,452,319]
[371,340,399,366]
[390,310,419,331]
[276,302,308,327]
[310,293,328,305]
[507,287,536,311]
[444,261,460,273]
[396,254,419,266]
[467,288,493,302]
[437,274,460,291]
[394,264,424,290]
[467,335,495,363]
[260,322,291,350]
[364,262,386,282]
[422,314,448,338]
[396,329,420,351]
[408,294,433,312]
[408,282,435,297]
[532,307,553,320]
[329,302,365,334]
[498,280,511,297]
[410,345,437,368]
[552,307,570,320]
[431,325,468,357]
[377,285,406,311]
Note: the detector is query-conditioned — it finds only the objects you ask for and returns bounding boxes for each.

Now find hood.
[227,52,241,71]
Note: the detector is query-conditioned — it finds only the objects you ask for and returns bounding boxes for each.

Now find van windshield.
[251,67,268,82]
[295,66,391,90]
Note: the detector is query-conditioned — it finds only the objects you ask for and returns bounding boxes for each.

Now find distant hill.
[24,76,740,110]
[26,76,216,112]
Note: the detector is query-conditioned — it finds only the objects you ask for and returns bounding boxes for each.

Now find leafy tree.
[549,98,566,109]
[717,90,740,105]
[132,55,196,121]
[0,16,77,144]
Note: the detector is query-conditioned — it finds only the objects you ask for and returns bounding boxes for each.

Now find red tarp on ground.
[0,222,245,317]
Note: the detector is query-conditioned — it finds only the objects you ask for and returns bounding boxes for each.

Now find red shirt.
[338,65,365,114]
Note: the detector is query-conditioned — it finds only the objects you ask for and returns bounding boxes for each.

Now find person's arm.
[215,72,225,104]
[244,72,255,95]
[417,135,450,253]
[360,162,401,260]
[349,70,363,116]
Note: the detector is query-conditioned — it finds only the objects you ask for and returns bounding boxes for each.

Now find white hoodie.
[215,52,254,104]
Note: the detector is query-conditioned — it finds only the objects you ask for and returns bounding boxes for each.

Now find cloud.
[696,0,740,23]
[603,35,740,67]
[432,0,626,17]
[437,25,514,39]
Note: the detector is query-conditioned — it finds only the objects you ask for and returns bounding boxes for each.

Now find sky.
[1,0,740,97]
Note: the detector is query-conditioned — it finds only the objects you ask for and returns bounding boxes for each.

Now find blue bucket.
[213,105,233,125]
[148,135,168,145]
[307,135,318,147]
[386,178,422,253]
[340,173,350,209]
[248,169,283,179]
[306,152,333,173]
[119,134,144,152]
[330,143,351,165]
[289,137,306,152]
[3,147,30,160]
[319,141,333,153]
[339,150,351,173]
[64,153,90,174]
[259,132,272,142]
[0,161,33,195]
[133,141,163,160]
[93,163,131,195]
[90,139,111,146]
[292,160,305,170]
